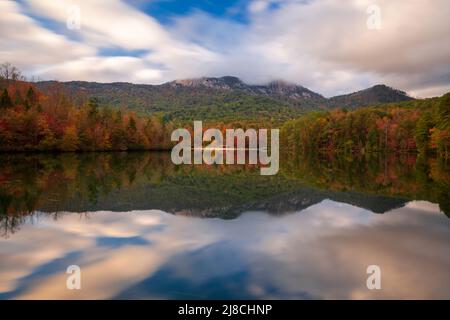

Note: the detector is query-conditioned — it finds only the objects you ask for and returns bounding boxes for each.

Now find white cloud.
[36,56,163,82]
[248,0,270,13]
[1,0,449,97]
[0,1,94,71]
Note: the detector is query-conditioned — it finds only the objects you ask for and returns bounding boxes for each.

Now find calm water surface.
[0,152,449,299]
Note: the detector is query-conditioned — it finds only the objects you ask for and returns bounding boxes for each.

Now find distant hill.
[35,77,413,121]
[328,84,413,109]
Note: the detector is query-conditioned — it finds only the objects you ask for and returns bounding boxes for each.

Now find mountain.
[35,77,413,122]
[328,84,413,109]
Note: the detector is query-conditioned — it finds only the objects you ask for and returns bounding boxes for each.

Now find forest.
[0,80,175,151]
[280,95,450,158]
[0,63,449,157]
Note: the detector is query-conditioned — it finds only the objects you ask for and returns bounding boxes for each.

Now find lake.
[0,152,449,299]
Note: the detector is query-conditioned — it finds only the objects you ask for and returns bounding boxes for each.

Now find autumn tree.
[60,125,79,151]
[37,115,57,150]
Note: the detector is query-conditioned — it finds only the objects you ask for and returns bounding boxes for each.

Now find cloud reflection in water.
[0,200,449,299]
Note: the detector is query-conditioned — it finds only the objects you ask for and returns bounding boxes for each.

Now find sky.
[1,0,450,97]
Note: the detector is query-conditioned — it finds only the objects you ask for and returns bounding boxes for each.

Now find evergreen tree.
[415,112,433,155]
[0,89,13,109]
[437,93,450,129]
[14,91,23,106]
[26,86,37,108]
[88,97,99,118]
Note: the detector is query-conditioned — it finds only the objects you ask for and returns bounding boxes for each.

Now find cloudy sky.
[1,0,449,97]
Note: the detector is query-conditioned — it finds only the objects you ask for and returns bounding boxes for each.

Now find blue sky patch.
[127,0,250,24]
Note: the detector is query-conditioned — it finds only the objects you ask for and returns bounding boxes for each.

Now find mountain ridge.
[34,76,413,121]
[36,76,412,102]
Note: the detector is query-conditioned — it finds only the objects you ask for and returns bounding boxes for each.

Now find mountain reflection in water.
[0,152,449,299]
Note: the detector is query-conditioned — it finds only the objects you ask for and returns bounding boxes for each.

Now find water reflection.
[0,152,449,299]
[0,200,449,299]
[0,152,448,238]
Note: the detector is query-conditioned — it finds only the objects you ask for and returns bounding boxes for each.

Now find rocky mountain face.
[167,76,248,90]
[166,77,324,101]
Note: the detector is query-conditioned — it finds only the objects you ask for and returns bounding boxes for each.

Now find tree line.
[1,63,449,157]
[281,94,450,158]
[1,152,448,236]
[0,80,175,152]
